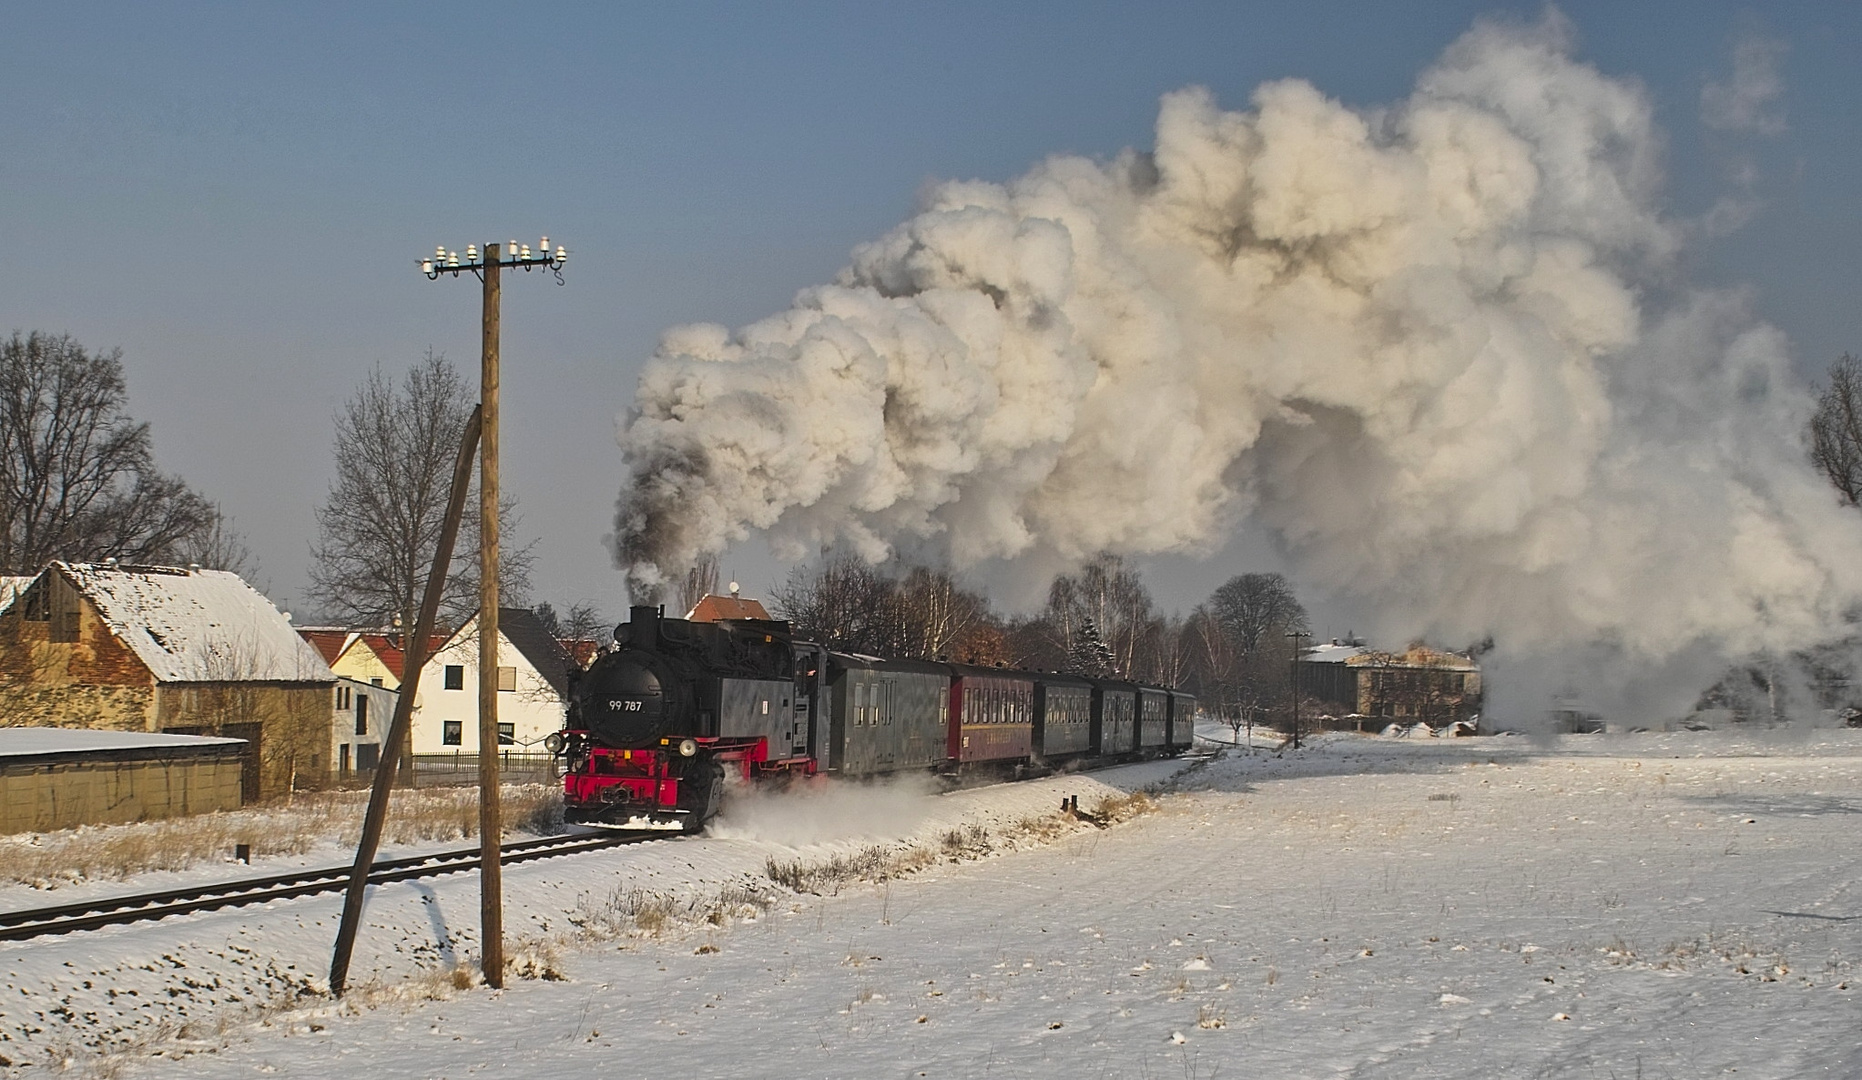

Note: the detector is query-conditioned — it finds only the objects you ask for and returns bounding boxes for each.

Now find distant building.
[0,728,248,833]
[331,677,396,782]
[1300,641,1482,728]
[559,637,602,671]
[0,562,338,799]
[686,593,772,622]
[327,632,446,691]
[409,608,573,758]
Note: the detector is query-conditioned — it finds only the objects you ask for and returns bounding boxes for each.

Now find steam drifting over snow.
[614,15,1862,711]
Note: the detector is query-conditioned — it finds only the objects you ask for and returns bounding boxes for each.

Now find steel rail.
[0,831,648,943]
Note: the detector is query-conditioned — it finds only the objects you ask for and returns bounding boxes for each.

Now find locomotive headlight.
[543,731,566,756]
[677,738,698,758]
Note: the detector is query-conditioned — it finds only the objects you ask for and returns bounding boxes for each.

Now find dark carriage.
[823,653,950,776]
[1032,671,1095,764]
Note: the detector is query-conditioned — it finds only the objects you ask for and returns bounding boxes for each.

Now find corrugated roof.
[0,727,246,758]
[686,594,772,622]
[53,562,335,683]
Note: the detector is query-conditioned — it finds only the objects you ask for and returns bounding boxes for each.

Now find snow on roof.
[0,575,32,614]
[53,562,335,684]
[0,727,246,759]
[1304,642,1372,664]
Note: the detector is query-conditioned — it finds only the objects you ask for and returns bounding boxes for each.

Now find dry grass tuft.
[0,783,564,891]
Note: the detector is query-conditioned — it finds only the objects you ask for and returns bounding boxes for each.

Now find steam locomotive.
[547,604,1196,831]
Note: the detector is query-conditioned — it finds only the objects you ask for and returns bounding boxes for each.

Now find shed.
[0,728,247,834]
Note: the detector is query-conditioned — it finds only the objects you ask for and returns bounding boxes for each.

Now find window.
[339,744,351,776]
[336,686,350,709]
[442,720,462,746]
[497,723,514,745]
[354,696,368,736]
[444,665,464,690]
[357,743,379,771]
[370,677,384,688]
[497,666,516,692]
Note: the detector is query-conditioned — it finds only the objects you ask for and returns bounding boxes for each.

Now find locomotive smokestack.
[628,605,661,651]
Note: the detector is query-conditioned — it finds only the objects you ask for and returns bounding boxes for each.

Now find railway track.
[0,831,649,943]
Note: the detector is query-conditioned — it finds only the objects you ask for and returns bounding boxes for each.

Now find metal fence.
[410,751,558,787]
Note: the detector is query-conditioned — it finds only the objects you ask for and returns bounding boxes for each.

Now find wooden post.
[478,243,505,989]
[330,406,481,997]
[1287,630,1308,750]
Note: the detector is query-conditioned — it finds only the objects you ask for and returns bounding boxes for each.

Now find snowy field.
[6,729,1862,1078]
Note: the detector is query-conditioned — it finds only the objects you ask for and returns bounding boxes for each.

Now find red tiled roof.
[686,594,772,622]
[560,639,600,669]
[356,633,448,680]
[297,629,351,665]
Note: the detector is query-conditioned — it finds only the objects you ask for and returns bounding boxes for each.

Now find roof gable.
[687,594,771,622]
[433,608,572,698]
[51,562,334,683]
[350,632,447,680]
[297,629,354,665]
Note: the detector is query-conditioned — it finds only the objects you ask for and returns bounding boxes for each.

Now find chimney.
[628,605,661,651]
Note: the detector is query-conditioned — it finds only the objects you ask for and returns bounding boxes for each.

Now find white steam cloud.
[614,15,1862,716]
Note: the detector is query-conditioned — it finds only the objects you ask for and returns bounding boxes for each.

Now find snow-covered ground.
[7,729,1862,1078]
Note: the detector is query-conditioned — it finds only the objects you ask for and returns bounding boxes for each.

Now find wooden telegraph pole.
[477,244,505,988]
[335,236,566,993]
[1287,629,1310,750]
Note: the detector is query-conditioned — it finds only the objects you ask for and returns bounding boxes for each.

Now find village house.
[0,562,339,799]
[1299,640,1483,729]
[409,607,572,760]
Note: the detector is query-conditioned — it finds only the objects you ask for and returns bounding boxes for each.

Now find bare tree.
[1043,554,1157,678]
[0,332,218,574]
[1811,354,1862,505]
[895,566,993,659]
[534,599,607,642]
[308,351,533,628]
[675,553,720,616]
[175,504,257,578]
[1208,573,1308,652]
[771,553,901,654]
[771,553,1001,660]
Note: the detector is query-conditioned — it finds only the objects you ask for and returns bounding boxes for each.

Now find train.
[545,604,1197,831]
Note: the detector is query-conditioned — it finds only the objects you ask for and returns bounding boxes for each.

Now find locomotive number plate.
[609,700,645,711]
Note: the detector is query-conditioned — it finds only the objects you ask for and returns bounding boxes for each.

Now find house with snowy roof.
[0,562,338,799]
[1299,640,1482,729]
[409,607,572,759]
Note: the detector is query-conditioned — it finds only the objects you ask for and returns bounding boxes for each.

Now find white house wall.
[409,628,565,755]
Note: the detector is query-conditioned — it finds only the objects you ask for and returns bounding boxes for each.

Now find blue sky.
[3,2,1857,621]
